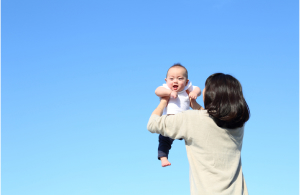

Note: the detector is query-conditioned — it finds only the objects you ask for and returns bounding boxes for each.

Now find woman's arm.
[147,97,188,140]
[151,97,168,116]
[190,99,204,110]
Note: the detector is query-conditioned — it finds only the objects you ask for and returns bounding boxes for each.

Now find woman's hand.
[161,95,170,103]
[151,96,170,116]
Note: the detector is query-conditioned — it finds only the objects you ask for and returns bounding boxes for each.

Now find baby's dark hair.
[166,63,188,79]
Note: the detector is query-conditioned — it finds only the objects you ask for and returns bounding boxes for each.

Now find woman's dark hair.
[204,73,250,129]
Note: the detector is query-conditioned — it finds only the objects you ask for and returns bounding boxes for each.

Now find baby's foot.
[160,157,171,167]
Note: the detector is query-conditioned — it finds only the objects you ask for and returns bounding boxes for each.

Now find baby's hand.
[170,91,178,99]
[189,91,198,100]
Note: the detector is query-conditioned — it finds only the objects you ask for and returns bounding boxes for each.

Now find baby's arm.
[155,87,177,98]
[188,86,201,100]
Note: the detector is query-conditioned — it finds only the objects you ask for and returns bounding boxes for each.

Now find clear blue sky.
[2,0,298,194]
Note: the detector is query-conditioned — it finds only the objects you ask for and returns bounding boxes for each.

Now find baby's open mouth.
[173,85,178,90]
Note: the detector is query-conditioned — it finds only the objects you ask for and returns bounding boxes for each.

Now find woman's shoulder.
[182,109,210,119]
[184,109,207,114]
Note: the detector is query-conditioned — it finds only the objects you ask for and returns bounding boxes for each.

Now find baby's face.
[165,67,188,92]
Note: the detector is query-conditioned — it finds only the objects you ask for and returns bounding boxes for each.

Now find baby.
[155,63,202,167]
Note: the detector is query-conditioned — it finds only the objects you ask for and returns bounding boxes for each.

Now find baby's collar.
[184,81,192,90]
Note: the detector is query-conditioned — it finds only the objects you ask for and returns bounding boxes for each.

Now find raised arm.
[155,86,172,97]
[190,99,204,110]
[147,97,188,140]
[151,97,169,116]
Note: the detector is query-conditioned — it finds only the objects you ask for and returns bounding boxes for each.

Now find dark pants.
[158,134,175,159]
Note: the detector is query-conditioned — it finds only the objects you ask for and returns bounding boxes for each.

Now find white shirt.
[162,81,196,115]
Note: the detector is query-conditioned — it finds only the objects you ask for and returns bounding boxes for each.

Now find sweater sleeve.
[147,112,189,140]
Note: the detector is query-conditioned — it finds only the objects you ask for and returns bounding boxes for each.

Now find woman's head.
[204,73,250,129]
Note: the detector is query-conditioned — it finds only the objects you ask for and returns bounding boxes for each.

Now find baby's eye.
[179,78,183,80]
[170,78,174,80]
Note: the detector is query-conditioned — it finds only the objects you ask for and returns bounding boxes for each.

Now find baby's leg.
[158,134,174,167]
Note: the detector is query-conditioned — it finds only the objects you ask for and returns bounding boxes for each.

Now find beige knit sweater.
[147,110,248,195]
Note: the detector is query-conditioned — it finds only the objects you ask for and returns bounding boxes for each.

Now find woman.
[147,73,250,195]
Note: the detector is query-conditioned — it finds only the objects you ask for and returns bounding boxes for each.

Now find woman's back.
[184,110,247,195]
[148,109,248,195]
